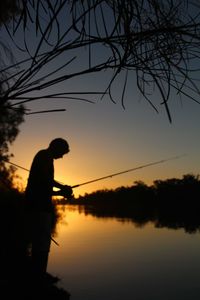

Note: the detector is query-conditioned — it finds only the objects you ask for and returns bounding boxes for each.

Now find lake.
[48,205,200,300]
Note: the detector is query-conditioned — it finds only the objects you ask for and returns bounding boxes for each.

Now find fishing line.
[3,159,30,172]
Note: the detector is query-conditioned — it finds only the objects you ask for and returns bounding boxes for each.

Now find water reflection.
[49,203,200,300]
[69,174,200,234]
[1,190,200,300]
[72,197,200,234]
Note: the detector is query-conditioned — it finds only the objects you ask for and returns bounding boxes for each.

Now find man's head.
[49,138,69,159]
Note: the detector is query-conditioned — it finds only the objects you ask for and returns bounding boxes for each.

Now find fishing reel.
[60,185,74,200]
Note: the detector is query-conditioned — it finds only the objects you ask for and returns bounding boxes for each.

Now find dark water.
[48,205,200,300]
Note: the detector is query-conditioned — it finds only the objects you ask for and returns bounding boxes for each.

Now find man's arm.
[53,180,64,189]
[53,180,73,199]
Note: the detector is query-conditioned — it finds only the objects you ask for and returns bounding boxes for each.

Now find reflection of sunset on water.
[48,205,200,300]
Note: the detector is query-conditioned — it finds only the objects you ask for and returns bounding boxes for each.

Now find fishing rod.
[71,154,187,188]
[4,154,187,188]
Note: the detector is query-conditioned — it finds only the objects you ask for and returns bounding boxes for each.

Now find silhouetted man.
[25,138,72,278]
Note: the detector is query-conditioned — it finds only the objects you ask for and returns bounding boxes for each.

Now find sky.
[4,1,200,198]
[9,76,200,198]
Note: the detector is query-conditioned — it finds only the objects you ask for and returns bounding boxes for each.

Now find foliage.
[75,173,200,202]
[71,174,200,233]
[1,1,200,188]
[0,1,25,186]
[1,1,200,121]
[0,0,19,25]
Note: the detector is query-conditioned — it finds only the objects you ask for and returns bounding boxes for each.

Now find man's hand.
[60,185,74,199]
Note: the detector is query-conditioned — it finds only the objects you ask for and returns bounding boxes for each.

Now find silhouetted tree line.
[69,174,200,234]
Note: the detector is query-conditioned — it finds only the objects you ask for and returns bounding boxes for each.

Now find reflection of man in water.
[25,138,72,277]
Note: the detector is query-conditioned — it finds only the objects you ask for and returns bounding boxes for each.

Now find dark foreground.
[0,256,71,300]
